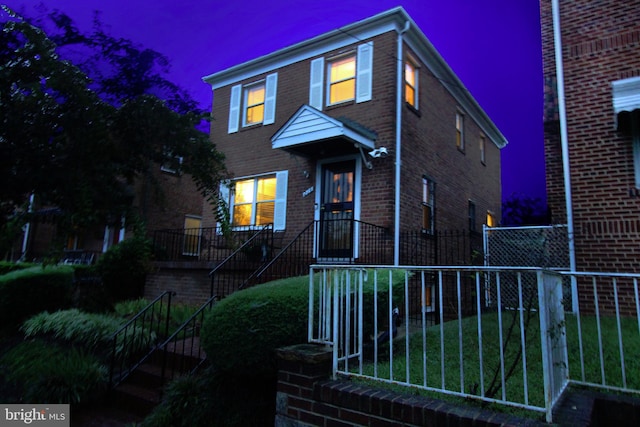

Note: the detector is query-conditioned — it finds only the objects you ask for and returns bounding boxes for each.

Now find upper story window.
[309,42,373,110]
[219,171,289,231]
[228,73,278,134]
[422,176,435,233]
[479,135,486,164]
[405,61,418,109]
[328,54,356,105]
[456,112,465,151]
[244,82,265,126]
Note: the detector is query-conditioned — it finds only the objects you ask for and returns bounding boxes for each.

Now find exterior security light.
[369,147,388,158]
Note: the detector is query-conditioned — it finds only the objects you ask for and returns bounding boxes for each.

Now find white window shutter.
[263,73,278,125]
[273,171,288,231]
[356,42,373,103]
[309,57,324,110]
[228,84,241,133]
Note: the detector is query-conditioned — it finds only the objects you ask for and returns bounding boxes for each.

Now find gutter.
[552,0,578,309]
[394,20,410,266]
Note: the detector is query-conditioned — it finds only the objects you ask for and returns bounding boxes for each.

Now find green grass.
[355,311,640,419]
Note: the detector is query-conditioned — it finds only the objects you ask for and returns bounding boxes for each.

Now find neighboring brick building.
[541,0,640,272]
[202,7,507,268]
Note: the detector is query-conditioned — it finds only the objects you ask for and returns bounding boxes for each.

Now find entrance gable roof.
[271,105,376,156]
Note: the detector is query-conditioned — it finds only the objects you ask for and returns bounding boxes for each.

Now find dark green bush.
[0,261,37,276]
[0,339,107,404]
[96,230,152,302]
[0,265,74,326]
[201,275,309,376]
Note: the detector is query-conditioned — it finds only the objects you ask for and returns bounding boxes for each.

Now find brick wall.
[144,261,214,305]
[275,344,541,427]
[541,0,640,272]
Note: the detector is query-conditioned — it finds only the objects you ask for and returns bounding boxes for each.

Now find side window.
[405,60,418,109]
[486,211,496,227]
[422,176,435,233]
[479,135,486,164]
[228,73,278,133]
[309,42,373,110]
[468,200,477,232]
[456,112,465,151]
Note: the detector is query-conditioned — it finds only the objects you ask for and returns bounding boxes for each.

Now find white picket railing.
[308,265,640,423]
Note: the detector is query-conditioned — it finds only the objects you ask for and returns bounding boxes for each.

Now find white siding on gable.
[278,109,335,140]
[273,170,288,231]
[264,73,278,125]
[309,57,325,110]
[228,85,242,133]
[356,42,373,103]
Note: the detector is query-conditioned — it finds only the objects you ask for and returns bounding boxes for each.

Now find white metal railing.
[308,265,640,423]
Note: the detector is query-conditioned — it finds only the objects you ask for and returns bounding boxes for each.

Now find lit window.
[456,112,465,151]
[328,55,356,105]
[479,135,486,164]
[486,211,496,227]
[422,176,435,233]
[233,175,277,227]
[183,216,202,256]
[405,61,418,108]
[244,82,265,126]
[468,200,477,232]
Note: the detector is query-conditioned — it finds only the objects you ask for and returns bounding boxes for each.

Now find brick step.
[112,382,161,417]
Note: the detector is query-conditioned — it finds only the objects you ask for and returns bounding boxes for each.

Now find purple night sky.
[11,0,545,203]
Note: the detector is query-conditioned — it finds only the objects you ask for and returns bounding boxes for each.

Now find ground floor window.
[220,171,288,231]
[183,216,202,256]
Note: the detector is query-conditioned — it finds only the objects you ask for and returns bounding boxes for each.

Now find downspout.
[552,0,578,310]
[20,193,35,262]
[394,20,410,266]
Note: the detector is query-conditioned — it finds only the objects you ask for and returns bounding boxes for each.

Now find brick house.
[200,6,506,275]
[541,0,640,273]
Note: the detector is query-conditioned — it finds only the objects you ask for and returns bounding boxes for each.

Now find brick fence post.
[275,343,332,427]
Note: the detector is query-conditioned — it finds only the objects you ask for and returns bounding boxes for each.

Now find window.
[422,176,435,233]
[486,211,497,227]
[456,112,465,151]
[468,200,477,232]
[160,153,183,175]
[227,73,277,133]
[328,54,356,105]
[243,82,265,126]
[309,42,373,110]
[219,171,288,231]
[183,216,202,256]
[405,61,418,108]
[479,135,486,164]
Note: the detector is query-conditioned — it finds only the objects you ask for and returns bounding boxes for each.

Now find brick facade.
[203,7,505,260]
[541,0,640,272]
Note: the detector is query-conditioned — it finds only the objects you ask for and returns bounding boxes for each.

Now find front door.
[319,160,355,259]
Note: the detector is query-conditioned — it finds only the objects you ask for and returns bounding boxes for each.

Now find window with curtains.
[227,73,278,133]
[422,176,435,233]
[219,171,289,231]
[309,42,373,110]
[405,60,418,109]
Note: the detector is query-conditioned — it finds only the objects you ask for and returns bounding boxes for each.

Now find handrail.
[241,221,315,288]
[109,290,175,388]
[157,294,220,395]
[209,224,274,297]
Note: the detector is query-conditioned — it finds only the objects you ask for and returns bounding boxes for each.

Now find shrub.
[96,226,152,302]
[0,265,74,326]
[0,339,107,404]
[21,309,153,360]
[0,261,37,276]
[201,275,309,377]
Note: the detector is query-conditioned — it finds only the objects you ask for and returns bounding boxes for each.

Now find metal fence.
[308,265,640,423]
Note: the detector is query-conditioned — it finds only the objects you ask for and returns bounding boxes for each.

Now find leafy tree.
[0,5,225,251]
